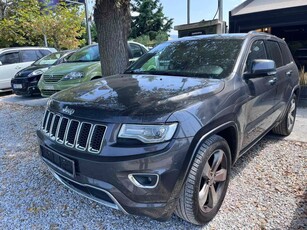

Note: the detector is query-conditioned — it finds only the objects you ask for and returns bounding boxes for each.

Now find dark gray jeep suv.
[37,32,299,225]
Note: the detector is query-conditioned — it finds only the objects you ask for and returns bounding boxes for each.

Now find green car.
[38,42,148,97]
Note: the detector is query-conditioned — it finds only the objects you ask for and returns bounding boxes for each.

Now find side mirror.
[0,61,2,66]
[245,59,276,79]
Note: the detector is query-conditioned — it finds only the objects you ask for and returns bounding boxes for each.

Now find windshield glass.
[68,45,100,62]
[33,52,66,66]
[126,38,243,79]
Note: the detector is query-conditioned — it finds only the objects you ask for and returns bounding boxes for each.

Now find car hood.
[44,62,100,76]
[49,75,224,122]
[15,65,49,78]
[50,74,224,122]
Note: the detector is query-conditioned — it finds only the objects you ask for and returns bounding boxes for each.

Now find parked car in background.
[37,32,299,225]
[11,50,75,96]
[38,41,148,97]
[0,47,57,92]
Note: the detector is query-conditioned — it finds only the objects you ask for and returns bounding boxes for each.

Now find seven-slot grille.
[42,110,106,154]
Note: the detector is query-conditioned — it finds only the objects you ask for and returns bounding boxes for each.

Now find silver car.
[0,47,56,92]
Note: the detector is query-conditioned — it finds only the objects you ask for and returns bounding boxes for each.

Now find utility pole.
[218,0,223,21]
[187,0,190,24]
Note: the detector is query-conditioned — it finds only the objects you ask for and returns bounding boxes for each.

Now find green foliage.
[130,0,173,45]
[0,0,85,49]
[133,34,151,46]
[81,22,98,43]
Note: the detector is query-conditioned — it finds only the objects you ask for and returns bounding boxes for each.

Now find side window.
[0,52,20,65]
[130,44,145,58]
[279,43,293,65]
[36,50,44,59]
[20,50,40,62]
[40,50,51,57]
[245,40,267,73]
[265,41,283,68]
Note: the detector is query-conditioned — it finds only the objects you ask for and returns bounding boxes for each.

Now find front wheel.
[272,94,297,136]
[175,135,231,225]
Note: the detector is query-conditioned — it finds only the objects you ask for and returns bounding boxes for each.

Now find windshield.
[33,52,66,66]
[126,38,243,79]
[68,45,100,62]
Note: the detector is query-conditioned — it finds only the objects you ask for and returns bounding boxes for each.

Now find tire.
[175,135,231,225]
[91,76,102,81]
[272,94,297,136]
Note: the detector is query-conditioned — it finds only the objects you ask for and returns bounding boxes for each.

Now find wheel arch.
[188,121,239,167]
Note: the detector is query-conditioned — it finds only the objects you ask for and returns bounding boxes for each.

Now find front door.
[240,39,279,149]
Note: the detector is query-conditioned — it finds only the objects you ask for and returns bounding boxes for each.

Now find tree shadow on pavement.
[289,189,307,229]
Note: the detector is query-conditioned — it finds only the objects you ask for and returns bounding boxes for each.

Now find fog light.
[128,173,159,188]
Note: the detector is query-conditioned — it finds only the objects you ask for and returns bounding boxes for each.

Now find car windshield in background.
[33,52,66,66]
[67,45,100,62]
[126,39,243,79]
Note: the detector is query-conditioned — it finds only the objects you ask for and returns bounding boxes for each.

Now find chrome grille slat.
[49,115,56,139]
[76,123,92,151]
[89,125,106,154]
[42,110,49,130]
[50,115,61,140]
[57,117,69,144]
[65,120,80,148]
[46,113,54,133]
[42,110,106,154]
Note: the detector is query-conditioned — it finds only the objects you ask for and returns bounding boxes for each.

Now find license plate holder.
[41,146,75,177]
[44,85,55,90]
[13,84,22,89]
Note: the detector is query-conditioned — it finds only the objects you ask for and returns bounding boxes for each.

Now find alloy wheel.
[198,149,227,213]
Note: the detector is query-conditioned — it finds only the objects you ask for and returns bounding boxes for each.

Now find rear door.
[272,42,297,114]
[0,51,21,89]
[19,50,43,70]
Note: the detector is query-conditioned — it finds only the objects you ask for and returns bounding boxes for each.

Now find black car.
[11,50,75,96]
[37,32,299,225]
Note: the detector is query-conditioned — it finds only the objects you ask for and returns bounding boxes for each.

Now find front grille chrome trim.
[41,110,106,154]
[76,122,93,151]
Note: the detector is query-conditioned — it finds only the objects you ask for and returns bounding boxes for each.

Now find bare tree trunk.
[94,0,131,76]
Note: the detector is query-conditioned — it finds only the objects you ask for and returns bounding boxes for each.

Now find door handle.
[269,77,277,85]
[286,70,293,76]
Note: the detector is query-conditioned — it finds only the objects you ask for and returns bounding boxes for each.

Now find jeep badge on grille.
[62,106,75,115]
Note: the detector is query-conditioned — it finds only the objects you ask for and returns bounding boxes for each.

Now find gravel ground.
[0,101,306,229]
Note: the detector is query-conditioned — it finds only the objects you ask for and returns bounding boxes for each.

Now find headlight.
[63,72,84,80]
[118,123,178,143]
[28,68,48,77]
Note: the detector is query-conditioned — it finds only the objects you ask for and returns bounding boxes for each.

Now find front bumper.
[37,130,192,221]
[11,77,41,96]
[38,79,83,97]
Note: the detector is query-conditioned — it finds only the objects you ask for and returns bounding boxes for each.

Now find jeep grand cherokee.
[37,32,299,225]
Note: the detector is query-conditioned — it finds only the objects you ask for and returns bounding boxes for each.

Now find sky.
[160,0,245,35]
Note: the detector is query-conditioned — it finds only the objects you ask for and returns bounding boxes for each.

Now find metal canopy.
[231,0,307,16]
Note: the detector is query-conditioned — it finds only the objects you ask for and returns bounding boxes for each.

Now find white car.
[0,47,57,91]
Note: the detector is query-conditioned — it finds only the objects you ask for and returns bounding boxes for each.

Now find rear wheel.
[175,135,231,225]
[272,94,297,136]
